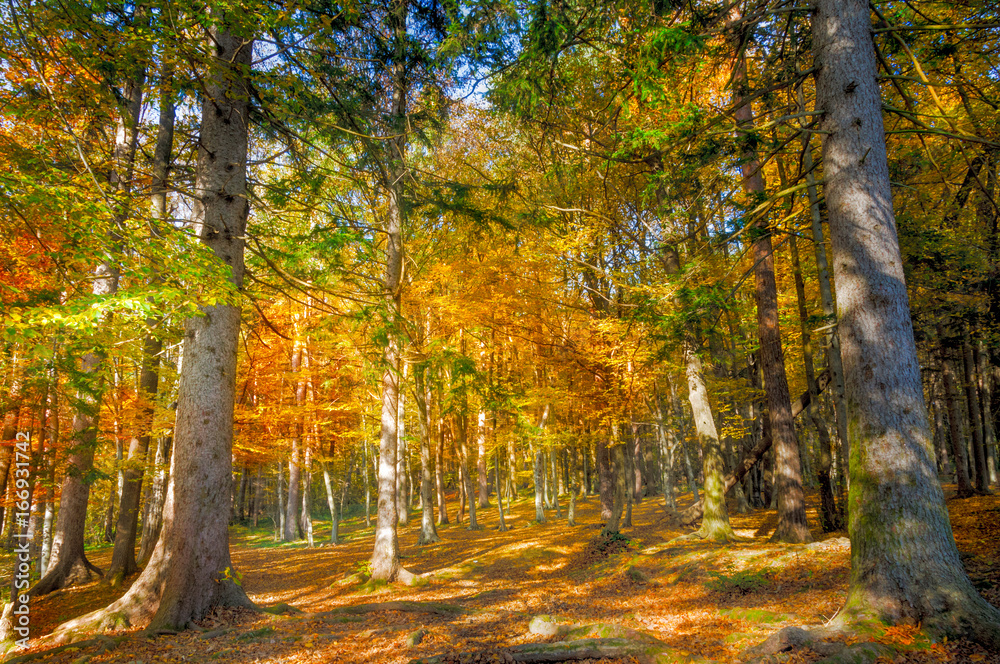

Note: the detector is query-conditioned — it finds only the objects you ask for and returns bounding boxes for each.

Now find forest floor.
[7,486,1000,664]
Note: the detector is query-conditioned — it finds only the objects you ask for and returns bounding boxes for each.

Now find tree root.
[410,637,705,664]
[412,616,709,664]
[3,635,124,664]
[300,600,468,619]
[743,625,895,664]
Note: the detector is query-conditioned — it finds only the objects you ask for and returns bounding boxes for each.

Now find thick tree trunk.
[284,341,304,542]
[370,0,408,582]
[685,347,734,541]
[550,445,562,518]
[50,21,255,635]
[602,435,627,535]
[813,0,1000,644]
[663,243,733,540]
[631,425,643,503]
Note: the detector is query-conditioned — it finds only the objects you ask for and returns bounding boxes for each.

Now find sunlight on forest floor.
[10,487,1000,663]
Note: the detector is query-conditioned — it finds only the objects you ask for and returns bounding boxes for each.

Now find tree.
[50,11,256,635]
[812,0,1000,645]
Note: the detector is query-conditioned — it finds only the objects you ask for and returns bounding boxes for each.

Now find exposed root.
[411,616,707,664]
[259,602,303,616]
[4,635,125,664]
[743,625,894,664]
[301,600,468,619]
[417,532,442,545]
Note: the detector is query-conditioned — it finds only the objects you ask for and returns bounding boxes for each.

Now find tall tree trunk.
[415,364,439,544]
[105,331,161,586]
[797,84,850,479]
[495,445,509,531]
[50,20,255,634]
[435,412,448,525]
[975,340,997,485]
[533,447,547,523]
[237,466,249,522]
[322,462,337,545]
[813,0,1000,643]
[284,341,304,541]
[685,347,735,541]
[666,376,698,501]
[105,52,175,587]
[550,445,562,518]
[285,438,301,540]
[477,410,489,508]
[962,325,988,492]
[363,439,371,528]
[938,324,973,496]
[732,36,810,542]
[653,392,677,512]
[301,446,314,547]
[602,431,627,535]
[534,403,550,523]
[370,0,408,583]
[397,361,409,526]
[456,412,478,530]
[663,244,733,540]
[277,460,286,540]
[137,435,171,565]
[33,24,148,597]
[788,232,840,531]
[631,424,643,503]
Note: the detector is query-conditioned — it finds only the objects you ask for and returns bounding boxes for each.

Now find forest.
[0,0,999,661]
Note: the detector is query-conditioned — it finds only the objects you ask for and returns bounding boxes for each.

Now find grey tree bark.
[813,0,1000,644]
[50,19,255,635]
[370,0,409,583]
[415,364,439,544]
[284,341,304,541]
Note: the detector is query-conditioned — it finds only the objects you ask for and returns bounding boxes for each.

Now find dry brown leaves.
[11,486,1000,664]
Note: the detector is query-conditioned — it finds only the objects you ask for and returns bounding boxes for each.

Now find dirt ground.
[9,486,1000,663]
